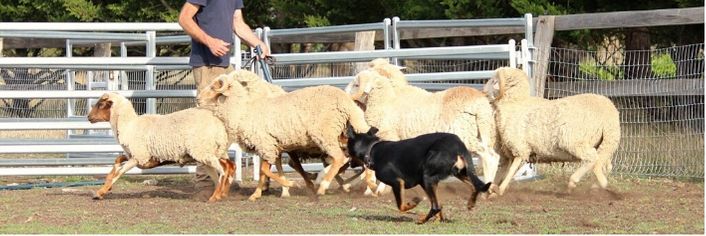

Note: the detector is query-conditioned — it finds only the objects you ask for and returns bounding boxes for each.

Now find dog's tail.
[461,151,491,193]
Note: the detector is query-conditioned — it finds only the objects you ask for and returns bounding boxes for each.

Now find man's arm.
[178,2,230,57]
[232,9,270,57]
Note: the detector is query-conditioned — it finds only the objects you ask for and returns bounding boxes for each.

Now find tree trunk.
[623,27,652,80]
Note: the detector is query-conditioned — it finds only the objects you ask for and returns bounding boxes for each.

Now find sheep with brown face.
[484,67,621,195]
[88,92,234,202]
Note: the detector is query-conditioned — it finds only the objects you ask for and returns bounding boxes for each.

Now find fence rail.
[1,19,532,181]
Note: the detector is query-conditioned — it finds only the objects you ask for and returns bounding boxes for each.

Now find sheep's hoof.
[207,197,219,203]
[567,182,577,194]
[341,184,351,193]
[487,192,499,199]
[92,192,104,200]
[316,189,326,196]
[489,184,500,194]
[248,191,262,201]
[281,187,291,198]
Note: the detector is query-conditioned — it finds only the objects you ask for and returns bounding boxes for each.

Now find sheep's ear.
[367,127,379,136]
[372,67,391,79]
[211,77,227,93]
[345,123,356,139]
[99,99,113,110]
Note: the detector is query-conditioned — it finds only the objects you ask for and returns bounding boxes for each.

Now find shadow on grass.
[358,213,412,223]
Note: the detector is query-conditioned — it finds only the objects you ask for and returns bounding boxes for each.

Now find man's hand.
[259,44,271,59]
[207,37,231,57]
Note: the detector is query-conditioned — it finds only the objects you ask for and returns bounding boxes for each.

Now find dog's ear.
[345,122,356,139]
[367,127,379,136]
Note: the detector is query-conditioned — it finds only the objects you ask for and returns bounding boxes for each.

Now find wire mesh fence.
[538,43,704,178]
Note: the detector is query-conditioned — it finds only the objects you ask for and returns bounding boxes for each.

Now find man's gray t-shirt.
[187,0,244,67]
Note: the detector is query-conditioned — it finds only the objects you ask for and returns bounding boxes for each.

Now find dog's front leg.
[392,179,421,213]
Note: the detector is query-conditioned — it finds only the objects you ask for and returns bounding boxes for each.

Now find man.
[178,0,270,196]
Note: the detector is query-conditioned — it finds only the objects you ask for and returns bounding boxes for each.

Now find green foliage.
[510,0,565,16]
[651,53,677,77]
[63,0,99,21]
[303,15,330,27]
[579,58,622,81]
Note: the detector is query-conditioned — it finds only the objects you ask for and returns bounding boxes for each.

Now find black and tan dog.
[346,126,491,224]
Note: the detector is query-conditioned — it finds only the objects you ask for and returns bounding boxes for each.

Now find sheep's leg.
[478,149,500,187]
[218,159,235,198]
[568,148,599,191]
[374,182,388,196]
[337,168,365,193]
[258,159,294,188]
[334,162,351,192]
[314,165,330,184]
[496,157,525,196]
[493,160,511,186]
[362,168,379,197]
[418,179,442,224]
[316,154,345,195]
[205,159,227,203]
[93,156,137,200]
[275,158,290,198]
[288,154,317,194]
[248,168,269,201]
[592,156,609,189]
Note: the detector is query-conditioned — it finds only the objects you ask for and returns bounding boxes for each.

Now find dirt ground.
[0,171,703,234]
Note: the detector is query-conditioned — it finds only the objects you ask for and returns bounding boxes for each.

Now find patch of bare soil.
[0,172,703,234]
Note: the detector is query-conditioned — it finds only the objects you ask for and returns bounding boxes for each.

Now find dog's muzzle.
[363,155,374,169]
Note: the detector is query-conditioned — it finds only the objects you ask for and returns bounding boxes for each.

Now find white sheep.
[483,67,621,195]
[221,70,375,197]
[87,92,235,202]
[345,62,500,193]
[198,70,377,200]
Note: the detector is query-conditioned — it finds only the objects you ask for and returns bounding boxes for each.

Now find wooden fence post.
[354,31,376,73]
[532,16,555,97]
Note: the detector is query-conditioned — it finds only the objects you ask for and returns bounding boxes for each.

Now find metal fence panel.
[538,43,704,178]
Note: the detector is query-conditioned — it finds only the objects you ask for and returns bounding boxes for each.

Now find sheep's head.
[368,58,408,87]
[88,92,125,123]
[230,70,286,98]
[197,73,248,106]
[484,67,530,101]
[346,69,391,106]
